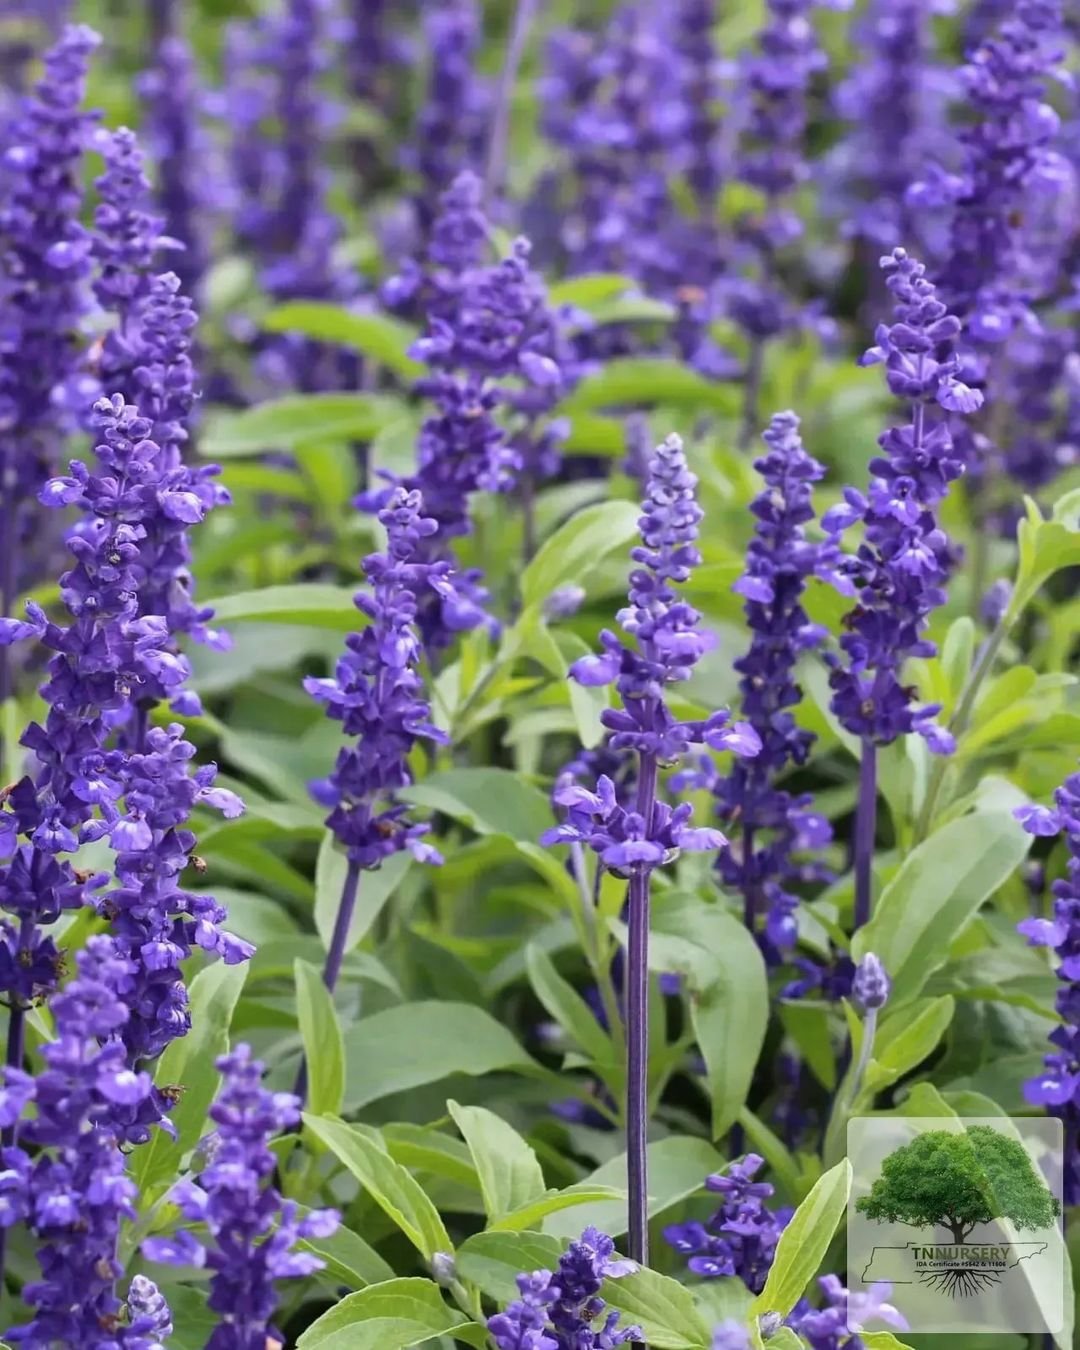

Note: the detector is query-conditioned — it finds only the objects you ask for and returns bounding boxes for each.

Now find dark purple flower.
[488,1227,639,1350]
[306,487,450,868]
[142,1045,338,1350]
[824,248,979,750]
[1015,771,1080,1202]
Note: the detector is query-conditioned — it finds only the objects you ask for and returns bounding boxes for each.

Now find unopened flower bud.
[853,952,890,1011]
[544,584,586,621]
[431,1251,456,1287]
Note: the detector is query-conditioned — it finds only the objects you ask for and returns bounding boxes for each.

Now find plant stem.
[295,860,361,1102]
[626,751,658,1265]
[738,339,765,451]
[742,823,756,935]
[853,739,877,931]
[484,0,537,203]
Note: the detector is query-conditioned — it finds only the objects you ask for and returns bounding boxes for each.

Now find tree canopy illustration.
[857,1127,1061,1245]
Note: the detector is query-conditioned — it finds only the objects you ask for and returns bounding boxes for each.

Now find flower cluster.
[306,487,451,869]
[788,1275,906,1347]
[569,433,758,766]
[0,935,172,1347]
[143,1045,339,1350]
[488,1227,640,1350]
[823,248,980,748]
[706,411,836,953]
[664,1154,790,1293]
[1014,771,1080,1203]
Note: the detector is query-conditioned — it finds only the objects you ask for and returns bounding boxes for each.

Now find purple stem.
[626,751,658,1265]
[853,738,877,931]
[294,859,361,1104]
[484,0,538,202]
[742,823,756,934]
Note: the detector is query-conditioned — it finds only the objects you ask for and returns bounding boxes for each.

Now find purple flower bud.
[852,953,891,1010]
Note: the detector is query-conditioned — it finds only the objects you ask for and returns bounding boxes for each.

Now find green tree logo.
[857,1126,1060,1248]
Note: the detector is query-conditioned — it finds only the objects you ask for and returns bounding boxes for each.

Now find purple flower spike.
[1015,769,1080,1202]
[488,1228,640,1350]
[143,1045,338,1350]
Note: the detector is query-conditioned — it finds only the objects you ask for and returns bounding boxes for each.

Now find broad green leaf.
[342,1001,536,1110]
[561,357,738,415]
[545,1136,725,1240]
[753,1159,852,1317]
[303,1115,452,1258]
[852,811,1031,1005]
[314,834,411,954]
[491,1183,627,1233]
[457,1231,563,1303]
[401,767,553,842]
[601,1266,712,1350]
[448,1100,546,1220]
[297,1277,470,1350]
[295,1210,396,1289]
[383,1123,480,1189]
[521,499,640,609]
[861,1336,914,1350]
[201,393,399,456]
[131,961,247,1205]
[650,894,768,1137]
[207,583,363,629]
[764,1331,803,1350]
[866,996,954,1093]
[264,302,423,379]
[1013,491,1080,612]
[563,413,626,458]
[526,944,614,1067]
[295,959,345,1116]
[548,273,633,307]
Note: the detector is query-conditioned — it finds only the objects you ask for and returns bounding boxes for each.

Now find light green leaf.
[1013,491,1080,612]
[383,1123,480,1189]
[456,1231,563,1303]
[491,1184,627,1233]
[560,357,737,415]
[753,1159,852,1317]
[866,996,955,1093]
[548,273,633,307]
[202,393,399,457]
[521,500,640,609]
[295,1211,396,1289]
[303,1115,452,1259]
[207,583,363,629]
[131,961,247,1206]
[297,1277,470,1350]
[764,1331,804,1350]
[601,1267,712,1350]
[401,767,553,842]
[852,811,1031,1005]
[526,944,614,1068]
[342,1001,536,1110]
[545,1136,724,1240]
[314,834,411,954]
[650,894,768,1137]
[861,1335,915,1350]
[264,302,423,380]
[447,1100,546,1221]
[295,959,345,1117]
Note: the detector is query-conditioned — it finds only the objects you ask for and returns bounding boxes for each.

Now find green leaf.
[131,961,247,1205]
[314,834,411,954]
[295,1210,396,1289]
[526,944,614,1068]
[302,1115,452,1259]
[1013,491,1080,612]
[401,767,553,842]
[297,1277,471,1350]
[520,500,640,609]
[342,1001,536,1110]
[295,959,345,1116]
[650,894,768,1137]
[544,1136,724,1240]
[264,302,423,380]
[753,1159,852,1317]
[491,1183,627,1232]
[563,413,626,458]
[201,393,399,456]
[457,1231,563,1303]
[207,583,363,629]
[383,1123,480,1189]
[548,273,633,307]
[866,996,955,1093]
[764,1331,804,1350]
[447,1100,546,1221]
[601,1267,712,1350]
[560,357,737,415]
[852,811,1031,1005]
[860,1335,914,1350]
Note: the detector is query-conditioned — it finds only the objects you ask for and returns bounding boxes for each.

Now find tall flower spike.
[0,24,100,702]
[1014,772,1080,1203]
[546,434,759,1265]
[143,1045,339,1350]
[488,1227,640,1350]
[824,248,980,928]
[0,936,161,1347]
[709,411,836,956]
[305,487,451,994]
